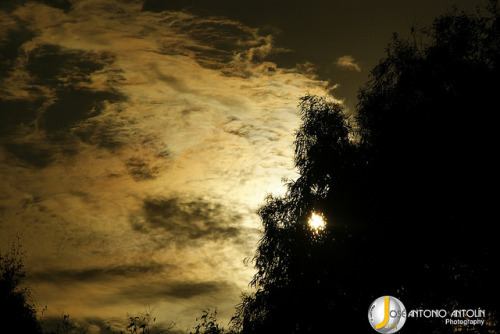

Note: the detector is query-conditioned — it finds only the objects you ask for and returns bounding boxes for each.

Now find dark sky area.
[0,0,480,332]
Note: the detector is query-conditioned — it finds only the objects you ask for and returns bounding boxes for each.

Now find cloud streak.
[134,197,243,244]
[31,262,170,283]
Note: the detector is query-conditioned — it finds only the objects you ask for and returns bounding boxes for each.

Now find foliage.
[126,313,154,334]
[101,310,174,334]
[241,1,500,333]
[0,236,43,334]
[245,96,365,333]
[47,313,88,334]
[189,309,236,334]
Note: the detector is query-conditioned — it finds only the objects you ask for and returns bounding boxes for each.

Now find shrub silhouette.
[0,237,43,334]
[189,309,239,334]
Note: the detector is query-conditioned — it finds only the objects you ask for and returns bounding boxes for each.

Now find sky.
[0,0,479,332]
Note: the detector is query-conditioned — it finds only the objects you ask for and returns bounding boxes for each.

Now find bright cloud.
[335,55,361,72]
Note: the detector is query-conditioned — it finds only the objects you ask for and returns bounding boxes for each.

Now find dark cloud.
[31,262,170,283]
[43,87,125,134]
[125,157,160,181]
[35,0,72,11]
[0,21,40,139]
[0,97,44,136]
[73,118,127,151]
[0,43,126,167]
[132,197,243,245]
[26,44,112,86]
[0,19,34,77]
[24,44,126,134]
[120,280,234,301]
[0,0,72,12]
[222,117,258,139]
[3,141,54,168]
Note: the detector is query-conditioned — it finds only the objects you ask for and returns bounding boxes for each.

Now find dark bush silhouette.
[189,309,231,334]
[239,2,499,333]
[44,313,89,334]
[0,237,43,334]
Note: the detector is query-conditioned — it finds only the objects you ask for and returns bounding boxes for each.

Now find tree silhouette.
[0,237,43,334]
[240,2,499,333]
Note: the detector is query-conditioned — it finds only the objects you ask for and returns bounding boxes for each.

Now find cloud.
[335,55,361,72]
[119,280,235,302]
[31,262,170,283]
[3,141,54,168]
[0,0,332,328]
[131,197,244,247]
[125,157,163,181]
[0,17,34,77]
[0,40,126,168]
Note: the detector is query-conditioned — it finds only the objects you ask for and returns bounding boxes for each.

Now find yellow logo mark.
[376,297,390,329]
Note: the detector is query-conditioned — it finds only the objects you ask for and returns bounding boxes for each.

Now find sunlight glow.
[308,212,326,231]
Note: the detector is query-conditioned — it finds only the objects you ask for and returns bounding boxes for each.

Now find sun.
[308,212,326,231]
